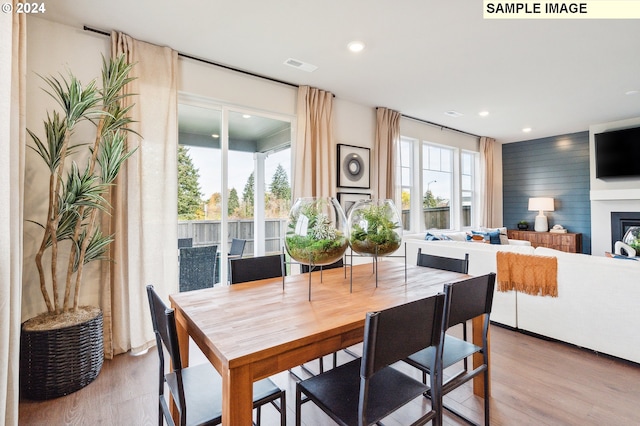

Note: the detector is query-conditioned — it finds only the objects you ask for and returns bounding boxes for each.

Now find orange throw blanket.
[496,252,558,297]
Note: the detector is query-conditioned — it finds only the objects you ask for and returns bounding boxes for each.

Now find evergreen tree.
[423,190,437,208]
[242,172,255,216]
[228,188,240,216]
[270,164,291,201]
[178,145,203,220]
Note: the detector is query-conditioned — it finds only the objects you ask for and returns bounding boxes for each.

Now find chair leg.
[158,401,165,426]
[256,405,261,426]
[462,322,468,371]
[484,366,490,426]
[295,385,303,426]
[280,392,287,426]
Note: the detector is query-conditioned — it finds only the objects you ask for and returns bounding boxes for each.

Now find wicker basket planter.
[20,310,104,400]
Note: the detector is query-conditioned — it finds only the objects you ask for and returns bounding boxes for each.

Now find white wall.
[589,116,640,256]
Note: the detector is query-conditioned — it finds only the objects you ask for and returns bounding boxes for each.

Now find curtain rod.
[83,25,299,89]
[401,113,480,138]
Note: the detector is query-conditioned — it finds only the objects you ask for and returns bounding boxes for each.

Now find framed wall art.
[337,144,370,189]
[337,192,371,217]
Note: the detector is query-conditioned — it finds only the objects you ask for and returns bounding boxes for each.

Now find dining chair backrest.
[178,238,193,249]
[362,294,445,378]
[443,273,496,329]
[229,254,285,284]
[417,248,469,274]
[179,245,217,292]
[228,238,246,257]
[146,284,189,421]
[146,285,183,370]
[299,257,344,273]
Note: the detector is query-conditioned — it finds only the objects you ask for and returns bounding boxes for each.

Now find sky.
[186,146,291,200]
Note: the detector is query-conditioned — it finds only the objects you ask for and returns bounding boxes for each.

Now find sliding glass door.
[178,99,292,285]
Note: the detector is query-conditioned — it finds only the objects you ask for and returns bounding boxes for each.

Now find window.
[460,151,475,228]
[399,137,478,232]
[399,139,413,230]
[422,143,453,229]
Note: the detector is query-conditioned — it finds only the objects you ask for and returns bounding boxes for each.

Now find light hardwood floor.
[19,324,640,425]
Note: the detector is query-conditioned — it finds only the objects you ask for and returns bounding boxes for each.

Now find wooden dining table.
[169,259,488,425]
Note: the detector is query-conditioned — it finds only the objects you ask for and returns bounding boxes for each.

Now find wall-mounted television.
[595,126,640,178]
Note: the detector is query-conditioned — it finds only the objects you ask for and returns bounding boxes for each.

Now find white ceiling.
[39,0,640,143]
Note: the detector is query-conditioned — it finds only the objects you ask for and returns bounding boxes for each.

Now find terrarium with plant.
[285,197,348,266]
[348,199,402,256]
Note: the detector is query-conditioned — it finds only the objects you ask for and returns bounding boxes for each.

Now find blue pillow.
[471,230,502,244]
[425,232,453,241]
[487,230,502,245]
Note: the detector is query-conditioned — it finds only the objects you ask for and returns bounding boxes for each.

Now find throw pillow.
[472,230,502,244]
[481,226,509,245]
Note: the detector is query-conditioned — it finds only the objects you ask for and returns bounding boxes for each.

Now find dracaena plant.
[28,54,137,314]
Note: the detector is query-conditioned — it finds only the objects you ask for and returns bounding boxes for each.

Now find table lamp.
[528,197,554,232]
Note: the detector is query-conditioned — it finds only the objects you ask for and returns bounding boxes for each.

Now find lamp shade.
[528,197,554,212]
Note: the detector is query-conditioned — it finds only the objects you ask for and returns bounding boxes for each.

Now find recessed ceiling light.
[479,111,489,117]
[211,134,219,138]
[445,110,463,118]
[522,127,532,133]
[625,90,639,96]
[347,41,365,53]
[242,114,251,119]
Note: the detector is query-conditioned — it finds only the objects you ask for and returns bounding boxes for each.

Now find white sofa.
[401,233,640,363]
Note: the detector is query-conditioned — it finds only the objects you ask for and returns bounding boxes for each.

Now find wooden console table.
[507,229,582,253]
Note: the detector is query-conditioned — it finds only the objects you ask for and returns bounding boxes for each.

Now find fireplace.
[611,211,640,252]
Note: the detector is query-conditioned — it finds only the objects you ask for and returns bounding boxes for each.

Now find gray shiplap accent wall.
[502,131,591,254]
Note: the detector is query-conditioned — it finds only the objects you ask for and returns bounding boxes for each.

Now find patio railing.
[177,218,288,254]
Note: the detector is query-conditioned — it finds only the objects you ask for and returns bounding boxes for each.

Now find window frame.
[399,136,479,233]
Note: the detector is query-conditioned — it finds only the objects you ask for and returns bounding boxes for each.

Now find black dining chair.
[229,253,285,284]
[295,294,446,426]
[417,248,469,274]
[403,273,496,426]
[179,245,217,292]
[299,257,344,273]
[417,248,471,370]
[145,285,286,426]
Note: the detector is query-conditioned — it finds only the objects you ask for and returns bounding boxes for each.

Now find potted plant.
[21,55,137,400]
[348,199,402,256]
[517,220,529,230]
[285,197,349,266]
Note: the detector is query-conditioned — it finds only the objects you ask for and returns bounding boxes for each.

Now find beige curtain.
[103,32,178,357]
[293,86,335,199]
[0,3,25,424]
[374,107,401,200]
[480,136,495,227]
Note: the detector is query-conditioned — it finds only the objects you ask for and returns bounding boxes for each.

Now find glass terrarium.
[348,199,403,256]
[285,197,349,266]
[623,226,640,254]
